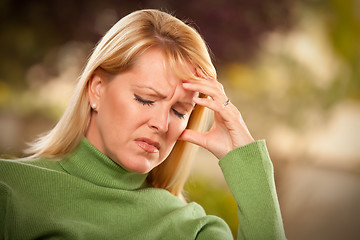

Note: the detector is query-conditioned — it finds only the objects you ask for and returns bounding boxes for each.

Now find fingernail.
[183,83,191,87]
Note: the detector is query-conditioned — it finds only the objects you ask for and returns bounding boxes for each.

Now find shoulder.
[0,157,64,171]
[0,157,66,185]
[136,187,233,239]
[184,201,233,239]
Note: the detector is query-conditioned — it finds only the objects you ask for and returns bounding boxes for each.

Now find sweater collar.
[59,137,148,190]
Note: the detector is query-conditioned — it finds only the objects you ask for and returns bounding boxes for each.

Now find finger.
[185,74,217,84]
[184,75,219,88]
[194,96,243,134]
[183,82,226,102]
[195,68,212,80]
[182,82,217,96]
[179,129,207,149]
[193,96,224,113]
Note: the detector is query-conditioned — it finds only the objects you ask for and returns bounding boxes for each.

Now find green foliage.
[302,0,360,99]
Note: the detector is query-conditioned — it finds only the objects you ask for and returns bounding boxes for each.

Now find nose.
[148,106,170,133]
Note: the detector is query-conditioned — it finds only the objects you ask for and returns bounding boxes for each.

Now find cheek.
[98,91,138,136]
[100,95,124,124]
[169,119,188,140]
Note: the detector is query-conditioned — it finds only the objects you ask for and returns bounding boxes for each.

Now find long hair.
[26,9,216,197]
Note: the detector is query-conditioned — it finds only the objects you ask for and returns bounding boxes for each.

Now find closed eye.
[134,94,154,106]
[172,109,186,119]
[135,94,186,119]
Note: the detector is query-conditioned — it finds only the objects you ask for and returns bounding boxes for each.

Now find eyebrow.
[137,85,167,99]
[135,85,195,108]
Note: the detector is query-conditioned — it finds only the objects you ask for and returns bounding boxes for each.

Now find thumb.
[179,129,207,149]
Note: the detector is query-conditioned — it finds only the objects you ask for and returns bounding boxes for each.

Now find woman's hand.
[179,71,255,159]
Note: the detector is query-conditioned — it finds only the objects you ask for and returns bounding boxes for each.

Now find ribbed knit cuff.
[219,140,273,180]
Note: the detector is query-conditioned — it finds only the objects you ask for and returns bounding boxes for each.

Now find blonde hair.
[26,9,216,197]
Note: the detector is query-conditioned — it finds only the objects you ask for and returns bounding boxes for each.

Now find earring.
[91,103,97,109]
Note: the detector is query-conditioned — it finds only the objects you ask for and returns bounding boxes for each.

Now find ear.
[88,71,105,111]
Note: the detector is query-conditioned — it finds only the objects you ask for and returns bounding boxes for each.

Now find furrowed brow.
[135,85,167,99]
[176,101,195,108]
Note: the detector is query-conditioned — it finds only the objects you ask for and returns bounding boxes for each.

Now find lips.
[135,138,160,153]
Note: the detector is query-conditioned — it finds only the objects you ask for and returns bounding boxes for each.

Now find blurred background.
[0,0,359,239]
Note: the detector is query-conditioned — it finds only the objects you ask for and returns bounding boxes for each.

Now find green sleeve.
[195,217,233,240]
[0,183,9,240]
[219,140,286,240]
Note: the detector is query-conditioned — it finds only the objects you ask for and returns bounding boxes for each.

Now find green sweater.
[0,138,286,239]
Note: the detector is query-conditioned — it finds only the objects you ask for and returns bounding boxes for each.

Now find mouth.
[135,138,160,153]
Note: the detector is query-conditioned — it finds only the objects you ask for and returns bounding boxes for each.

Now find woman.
[0,9,286,239]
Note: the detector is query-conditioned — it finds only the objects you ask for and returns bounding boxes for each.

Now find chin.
[120,157,156,174]
[126,165,154,174]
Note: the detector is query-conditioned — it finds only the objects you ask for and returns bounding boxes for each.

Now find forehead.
[124,49,197,103]
[132,48,196,84]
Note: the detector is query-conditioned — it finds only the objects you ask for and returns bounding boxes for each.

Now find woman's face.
[86,48,197,174]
